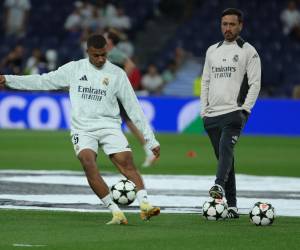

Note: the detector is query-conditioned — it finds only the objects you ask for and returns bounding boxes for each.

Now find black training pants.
[203,110,248,207]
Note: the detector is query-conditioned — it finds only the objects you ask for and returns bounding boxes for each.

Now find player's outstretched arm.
[3,61,74,91]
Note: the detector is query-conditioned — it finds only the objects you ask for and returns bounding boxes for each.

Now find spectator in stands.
[84,6,106,32]
[128,57,142,91]
[107,5,131,31]
[174,46,187,67]
[78,0,94,22]
[104,29,135,74]
[96,0,117,23]
[162,60,177,84]
[280,0,300,40]
[64,5,82,33]
[141,64,164,95]
[24,48,48,75]
[97,0,118,27]
[3,0,31,37]
[78,1,106,32]
[45,49,58,71]
[0,45,25,74]
[117,34,134,58]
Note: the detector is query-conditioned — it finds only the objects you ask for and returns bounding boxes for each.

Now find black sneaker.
[227,207,239,219]
[209,184,225,199]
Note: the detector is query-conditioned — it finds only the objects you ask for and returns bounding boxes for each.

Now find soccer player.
[104,30,157,167]
[200,8,261,218]
[0,34,160,225]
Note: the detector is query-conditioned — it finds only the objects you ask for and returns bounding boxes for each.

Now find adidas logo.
[79,75,88,81]
[231,135,239,144]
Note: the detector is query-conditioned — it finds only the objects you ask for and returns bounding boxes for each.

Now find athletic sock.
[136,189,149,204]
[101,194,121,212]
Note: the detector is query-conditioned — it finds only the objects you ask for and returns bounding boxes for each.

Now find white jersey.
[5,59,159,149]
[201,37,261,117]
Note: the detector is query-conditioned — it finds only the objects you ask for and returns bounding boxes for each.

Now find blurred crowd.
[0,0,186,95]
[1,0,300,98]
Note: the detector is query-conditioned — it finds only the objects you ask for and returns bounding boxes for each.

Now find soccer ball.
[249,202,275,226]
[202,197,228,220]
[110,179,137,206]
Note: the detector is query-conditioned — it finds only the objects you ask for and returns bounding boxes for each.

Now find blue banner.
[0,92,300,136]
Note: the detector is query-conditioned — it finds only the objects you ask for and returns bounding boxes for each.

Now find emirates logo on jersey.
[102,77,109,86]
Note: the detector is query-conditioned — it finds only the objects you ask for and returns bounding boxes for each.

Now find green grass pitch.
[0,130,300,249]
[0,210,299,250]
[0,130,299,177]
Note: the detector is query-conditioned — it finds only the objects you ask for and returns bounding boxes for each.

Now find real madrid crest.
[233,54,239,62]
[102,77,109,86]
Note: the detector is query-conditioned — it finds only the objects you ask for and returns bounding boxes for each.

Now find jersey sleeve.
[243,46,261,113]
[116,71,159,150]
[200,47,211,117]
[5,61,74,91]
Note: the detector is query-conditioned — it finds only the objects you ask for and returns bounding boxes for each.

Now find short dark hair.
[222,8,244,23]
[87,34,107,49]
[107,31,120,45]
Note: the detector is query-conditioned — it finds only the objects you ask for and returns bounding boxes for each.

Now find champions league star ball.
[110,179,137,205]
[249,202,275,226]
[202,197,228,220]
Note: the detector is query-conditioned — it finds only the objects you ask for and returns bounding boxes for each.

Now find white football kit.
[201,38,261,117]
[5,59,159,155]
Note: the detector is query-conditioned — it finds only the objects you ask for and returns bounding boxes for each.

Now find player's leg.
[78,149,110,198]
[216,113,242,188]
[110,151,144,189]
[101,128,160,220]
[215,111,246,213]
[71,133,127,225]
[110,151,160,220]
[223,111,248,218]
[225,162,239,218]
[218,110,247,185]
[225,160,237,208]
[203,116,225,199]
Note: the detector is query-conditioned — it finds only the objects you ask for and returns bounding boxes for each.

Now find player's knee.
[78,150,96,168]
[119,158,136,174]
[79,155,95,169]
[122,159,135,170]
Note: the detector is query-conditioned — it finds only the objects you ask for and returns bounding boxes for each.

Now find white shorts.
[71,129,131,156]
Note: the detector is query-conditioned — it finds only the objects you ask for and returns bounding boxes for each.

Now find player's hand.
[0,75,6,87]
[151,146,160,158]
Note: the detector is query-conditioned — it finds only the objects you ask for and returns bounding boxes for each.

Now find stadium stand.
[1,0,299,97]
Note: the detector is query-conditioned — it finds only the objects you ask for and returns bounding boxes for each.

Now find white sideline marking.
[1,194,300,216]
[13,243,46,247]
[1,171,300,192]
[1,170,300,216]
